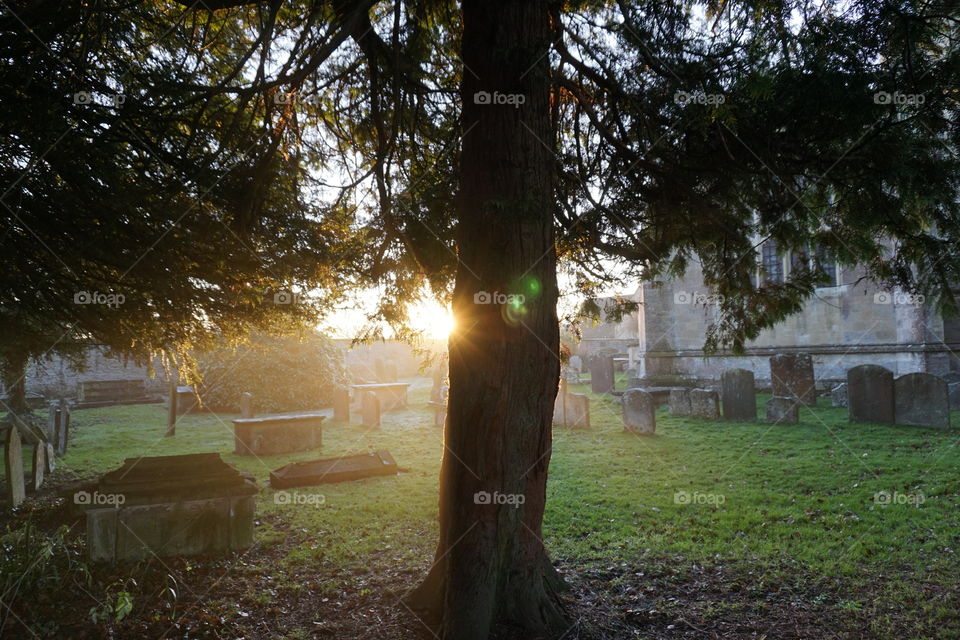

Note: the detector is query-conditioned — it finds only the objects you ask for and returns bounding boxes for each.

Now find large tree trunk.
[408,1,567,638]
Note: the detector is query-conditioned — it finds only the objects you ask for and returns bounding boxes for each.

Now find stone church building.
[582,248,960,388]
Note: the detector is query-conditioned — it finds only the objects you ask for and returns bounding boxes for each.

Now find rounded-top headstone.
[894,372,950,428]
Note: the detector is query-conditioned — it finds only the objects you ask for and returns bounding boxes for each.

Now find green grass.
[5,375,960,636]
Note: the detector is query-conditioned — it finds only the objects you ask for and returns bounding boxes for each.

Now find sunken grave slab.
[270,450,398,489]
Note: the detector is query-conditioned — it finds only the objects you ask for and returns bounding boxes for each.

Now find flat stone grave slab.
[270,450,399,489]
[351,383,410,412]
[232,412,325,456]
[79,452,258,563]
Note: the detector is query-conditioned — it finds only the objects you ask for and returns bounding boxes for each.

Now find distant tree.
[2,1,958,638]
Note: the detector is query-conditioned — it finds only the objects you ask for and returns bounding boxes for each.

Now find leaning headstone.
[4,427,25,507]
[332,387,351,422]
[847,365,894,423]
[361,392,381,428]
[831,383,848,408]
[669,389,692,416]
[239,392,255,419]
[31,444,44,491]
[720,368,756,420]
[894,373,950,428]
[45,442,55,473]
[591,356,615,394]
[770,353,816,405]
[948,381,960,410]
[766,396,799,424]
[689,389,720,419]
[622,389,655,435]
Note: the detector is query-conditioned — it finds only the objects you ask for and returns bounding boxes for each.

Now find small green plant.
[89,580,135,624]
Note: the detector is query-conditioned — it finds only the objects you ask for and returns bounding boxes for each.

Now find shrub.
[197,332,348,414]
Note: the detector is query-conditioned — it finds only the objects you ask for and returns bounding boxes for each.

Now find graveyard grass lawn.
[3,376,960,639]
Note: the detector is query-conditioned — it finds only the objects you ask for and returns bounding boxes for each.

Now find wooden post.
[166,375,177,437]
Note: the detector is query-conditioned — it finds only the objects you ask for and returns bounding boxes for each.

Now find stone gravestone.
[766,396,798,424]
[590,356,615,394]
[720,368,756,420]
[46,403,57,441]
[54,399,70,456]
[831,383,848,408]
[894,373,950,428]
[239,392,255,419]
[3,427,25,507]
[625,377,643,390]
[566,393,590,428]
[622,389,655,434]
[690,389,720,419]
[361,391,381,428]
[45,441,55,473]
[847,365,894,423]
[332,387,350,422]
[31,444,44,491]
[669,389,692,416]
[948,381,960,411]
[553,379,568,425]
[770,353,816,405]
[569,355,582,375]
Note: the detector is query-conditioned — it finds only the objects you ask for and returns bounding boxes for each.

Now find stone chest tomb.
[81,453,258,563]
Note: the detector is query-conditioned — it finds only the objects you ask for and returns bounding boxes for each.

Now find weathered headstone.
[566,393,590,429]
[625,377,643,390]
[553,379,568,425]
[55,399,70,456]
[569,355,583,374]
[770,353,816,405]
[590,356,615,394]
[3,427,25,507]
[45,442,55,473]
[622,389,655,434]
[46,403,57,441]
[689,389,720,419]
[894,373,950,428]
[361,391,381,428]
[766,396,798,424]
[720,368,756,420]
[847,365,894,423]
[948,381,960,410]
[31,444,44,491]
[669,389,692,416]
[239,392,255,419]
[831,383,848,408]
[332,387,350,422]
